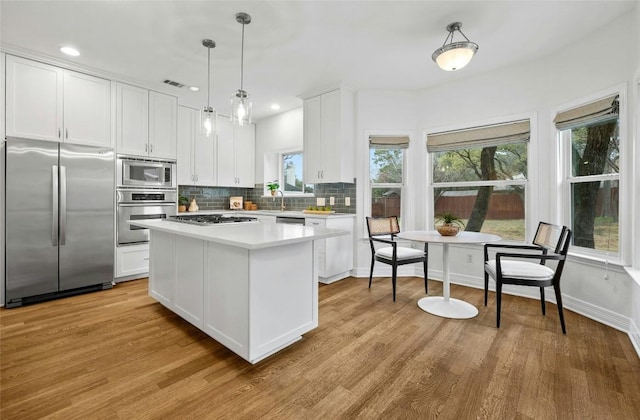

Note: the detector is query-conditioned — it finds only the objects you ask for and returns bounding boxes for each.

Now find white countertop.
[179,210,356,219]
[129,219,348,250]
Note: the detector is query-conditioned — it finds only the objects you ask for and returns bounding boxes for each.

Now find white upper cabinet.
[216,117,255,188]
[300,86,355,184]
[116,82,148,155]
[177,106,195,185]
[6,55,110,147]
[177,106,215,186]
[149,91,177,159]
[116,82,177,160]
[63,70,111,146]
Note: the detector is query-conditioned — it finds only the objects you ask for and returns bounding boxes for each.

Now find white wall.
[353,10,639,334]
[629,1,640,351]
[254,107,303,185]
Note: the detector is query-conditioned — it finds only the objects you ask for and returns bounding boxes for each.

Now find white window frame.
[366,135,410,216]
[272,149,314,197]
[556,85,628,265]
[425,113,535,242]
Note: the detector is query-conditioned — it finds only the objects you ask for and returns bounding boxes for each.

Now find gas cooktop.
[166,214,258,226]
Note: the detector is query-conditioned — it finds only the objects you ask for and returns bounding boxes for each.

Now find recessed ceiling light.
[60,46,80,57]
[270,104,281,110]
[190,86,200,92]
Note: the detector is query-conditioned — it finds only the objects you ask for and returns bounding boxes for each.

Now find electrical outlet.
[329,196,335,205]
[466,254,473,264]
[317,197,326,206]
[345,197,351,206]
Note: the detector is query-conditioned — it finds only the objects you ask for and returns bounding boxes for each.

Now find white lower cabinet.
[115,244,150,279]
[147,229,317,364]
[305,216,354,283]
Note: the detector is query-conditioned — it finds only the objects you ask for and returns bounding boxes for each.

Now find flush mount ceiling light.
[60,46,80,56]
[231,12,252,126]
[202,39,217,138]
[432,22,478,71]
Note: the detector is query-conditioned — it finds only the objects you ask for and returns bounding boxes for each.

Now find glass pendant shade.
[432,42,478,71]
[432,22,478,72]
[231,89,252,126]
[201,106,217,137]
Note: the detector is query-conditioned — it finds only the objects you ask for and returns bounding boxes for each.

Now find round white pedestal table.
[396,230,501,319]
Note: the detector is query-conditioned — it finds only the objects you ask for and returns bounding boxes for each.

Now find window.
[556,94,620,255]
[369,136,408,218]
[428,120,529,241]
[281,152,313,194]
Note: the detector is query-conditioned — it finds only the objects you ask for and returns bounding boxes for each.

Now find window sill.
[261,193,315,198]
[624,267,640,287]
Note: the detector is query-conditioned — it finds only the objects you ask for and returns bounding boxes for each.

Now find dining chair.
[483,221,572,333]
[366,216,428,301]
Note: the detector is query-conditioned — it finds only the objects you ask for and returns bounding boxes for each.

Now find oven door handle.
[127,162,167,169]
[117,203,176,207]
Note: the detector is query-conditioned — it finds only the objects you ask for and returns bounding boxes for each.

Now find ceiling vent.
[163,79,185,88]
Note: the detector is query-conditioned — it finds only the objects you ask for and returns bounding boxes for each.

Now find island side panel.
[249,241,317,362]
[174,236,205,328]
[203,243,250,361]
[148,230,176,308]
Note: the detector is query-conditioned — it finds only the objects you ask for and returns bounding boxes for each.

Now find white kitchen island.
[129,219,348,364]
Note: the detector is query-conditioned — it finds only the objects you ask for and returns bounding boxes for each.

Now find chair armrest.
[484,243,542,262]
[495,252,565,264]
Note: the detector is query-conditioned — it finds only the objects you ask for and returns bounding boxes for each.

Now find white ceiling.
[1,1,636,121]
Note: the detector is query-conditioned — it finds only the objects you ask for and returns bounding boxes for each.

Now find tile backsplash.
[179,182,356,214]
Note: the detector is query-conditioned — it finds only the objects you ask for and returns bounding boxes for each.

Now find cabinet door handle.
[196,174,199,182]
[58,128,61,139]
[145,144,148,152]
[150,144,153,153]
[65,129,69,139]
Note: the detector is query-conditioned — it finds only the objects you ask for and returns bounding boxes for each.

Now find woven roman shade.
[369,136,410,149]
[553,95,619,130]
[426,120,530,153]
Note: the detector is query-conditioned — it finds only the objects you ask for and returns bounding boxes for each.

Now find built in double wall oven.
[116,156,177,246]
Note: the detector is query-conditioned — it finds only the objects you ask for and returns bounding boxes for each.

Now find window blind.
[426,119,530,153]
[554,94,619,130]
[369,136,410,149]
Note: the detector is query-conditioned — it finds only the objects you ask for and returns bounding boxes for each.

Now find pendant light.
[202,39,217,137]
[432,22,479,71]
[231,12,252,126]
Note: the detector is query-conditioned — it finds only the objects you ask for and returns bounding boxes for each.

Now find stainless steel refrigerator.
[4,137,114,307]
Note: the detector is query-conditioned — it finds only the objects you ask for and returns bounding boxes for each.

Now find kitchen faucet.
[279,190,286,212]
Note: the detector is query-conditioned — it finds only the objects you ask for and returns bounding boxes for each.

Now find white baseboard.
[630,318,640,358]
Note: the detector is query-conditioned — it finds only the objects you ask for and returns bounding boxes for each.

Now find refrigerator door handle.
[60,165,67,245]
[52,165,59,246]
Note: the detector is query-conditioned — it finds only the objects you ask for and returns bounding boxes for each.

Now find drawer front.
[116,245,149,278]
[305,218,326,228]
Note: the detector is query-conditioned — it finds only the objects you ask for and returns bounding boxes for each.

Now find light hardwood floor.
[1,277,639,419]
